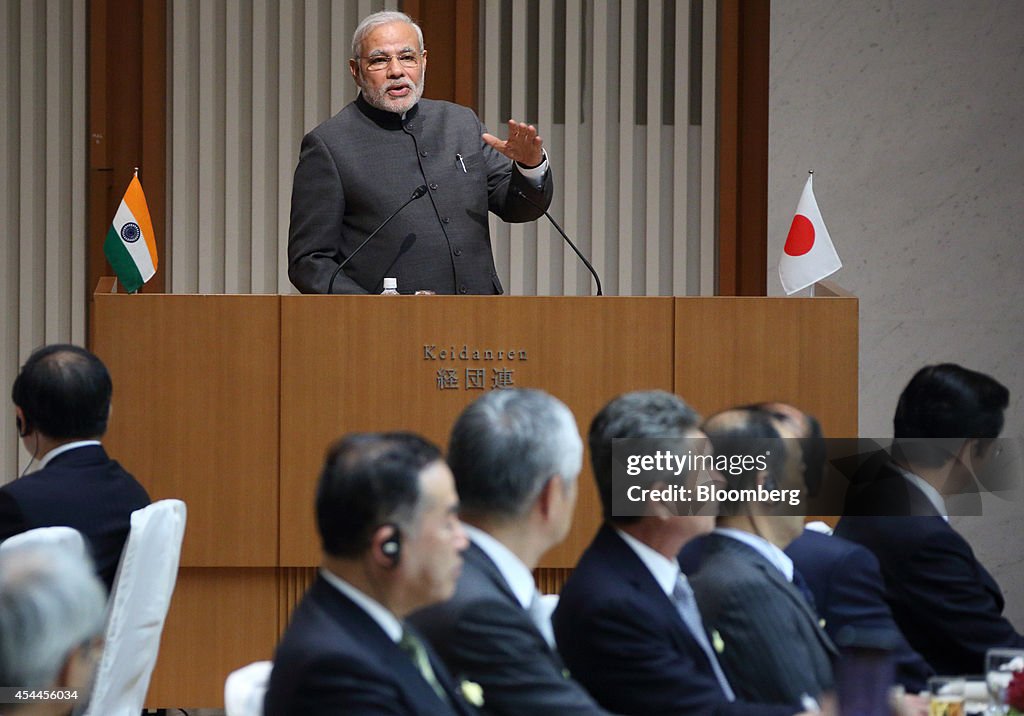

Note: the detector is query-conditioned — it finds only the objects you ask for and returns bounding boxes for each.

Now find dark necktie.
[792,568,817,610]
[399,628,450,705]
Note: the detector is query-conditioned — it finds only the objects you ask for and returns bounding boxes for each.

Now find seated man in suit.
[0,543,107,716]
[264,432,478,716]
[553,390,807,716]
[410,389,612,715]
[681,402,933,693]
[835,363,1024,676]
[690,407,836,707]
[1,344,150,590]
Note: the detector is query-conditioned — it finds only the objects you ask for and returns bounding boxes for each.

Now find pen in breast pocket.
[456,153,467,173]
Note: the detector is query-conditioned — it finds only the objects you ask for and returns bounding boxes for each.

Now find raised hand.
[482,119,544,168]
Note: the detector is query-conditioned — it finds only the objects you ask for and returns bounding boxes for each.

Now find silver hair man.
[447,387,583,519]
[0,544,107,714]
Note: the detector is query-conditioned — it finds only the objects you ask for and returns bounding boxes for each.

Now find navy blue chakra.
[120,222,141,244]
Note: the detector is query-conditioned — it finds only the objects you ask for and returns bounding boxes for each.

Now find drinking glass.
[985,648,1024,715]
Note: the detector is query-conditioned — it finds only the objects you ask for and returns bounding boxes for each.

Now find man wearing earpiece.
[264,432,477,716]
[1,344,150,591]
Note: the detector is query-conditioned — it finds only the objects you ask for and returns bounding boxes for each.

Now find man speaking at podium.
[288,11,554,295]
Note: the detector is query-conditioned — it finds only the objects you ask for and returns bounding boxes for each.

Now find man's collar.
[614,527,681,598]
[714,527,795,581]
[891,463,949,520]
[463,524,536,609]
[319,568,403,642]
[355,93,420,129]
[39,440,102,470]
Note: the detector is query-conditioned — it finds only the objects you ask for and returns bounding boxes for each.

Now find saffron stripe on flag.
[123,176,158,270]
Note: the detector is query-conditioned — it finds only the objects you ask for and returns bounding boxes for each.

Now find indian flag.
[104,173,158,293]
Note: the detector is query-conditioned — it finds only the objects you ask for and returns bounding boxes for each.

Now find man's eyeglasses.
[357,51,424,73]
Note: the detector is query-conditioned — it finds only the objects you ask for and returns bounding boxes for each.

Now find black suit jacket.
[410,541,610,716]
[689,533,837,705]
[552,525,795,716]
[785,529,934,692]
[835,465,1024,675]
[265,576,478,716]
[0,444,150,590]
[288,95,553,294]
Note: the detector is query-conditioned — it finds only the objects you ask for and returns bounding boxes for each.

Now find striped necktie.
[673,575,736,701]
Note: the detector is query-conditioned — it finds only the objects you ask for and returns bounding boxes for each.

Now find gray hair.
[0,544,107,690]
[588,391,701,522]
[351,11,424,58]
[448,389,583,519]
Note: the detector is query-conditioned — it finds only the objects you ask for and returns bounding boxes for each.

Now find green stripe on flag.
[104,226,145,293]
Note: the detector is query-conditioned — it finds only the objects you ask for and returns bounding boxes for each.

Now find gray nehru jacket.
[288,94,554,295]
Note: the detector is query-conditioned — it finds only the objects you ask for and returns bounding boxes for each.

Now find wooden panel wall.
[92,286,281,566]
[278,295,676,567]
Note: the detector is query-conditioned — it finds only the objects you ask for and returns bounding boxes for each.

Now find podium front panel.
[280,296,675,567]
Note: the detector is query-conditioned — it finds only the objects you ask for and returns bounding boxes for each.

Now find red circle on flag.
[784,215,815,256]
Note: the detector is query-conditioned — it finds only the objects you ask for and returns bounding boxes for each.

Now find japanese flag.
[779,174,842,295]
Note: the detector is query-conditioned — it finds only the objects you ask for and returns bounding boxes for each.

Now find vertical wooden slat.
[198,0,226,294]
[617,0,636,295]
[508,0,529,295]
[71,0,86,342]
[482,1,508,287]
[19,2,43,353]
[140,0,167,295]
[644,0,663,296]
[45,0,65,342]
[1,0,20,478]
[452,0,478,109]
[590,0,610,294]
[277,1,303,293]
[225,0,243,293]
[171,0,199,293]
[700,0,717,295]
[672,0,691,295]
[562,0,582,295]
[250,0,277,294]
[535,0,554,295]
[330,0,352,114]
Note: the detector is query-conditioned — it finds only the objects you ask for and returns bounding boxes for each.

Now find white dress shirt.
[38,440,102,469]
[714,527,795,582]
[319,568,403,643]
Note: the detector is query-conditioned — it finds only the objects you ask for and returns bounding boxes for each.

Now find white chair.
[0,525,87,557]
[80,499,187,716]
[224,660,274,716]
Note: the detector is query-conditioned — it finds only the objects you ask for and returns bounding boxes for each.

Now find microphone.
[327,184,429,295]
[513,188,603,296]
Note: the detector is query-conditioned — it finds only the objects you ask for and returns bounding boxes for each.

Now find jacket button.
[420,150,428,157]
[429,182,438,190]
[459,285,468,294]
[443,217,451,224]
[453,248,462,256]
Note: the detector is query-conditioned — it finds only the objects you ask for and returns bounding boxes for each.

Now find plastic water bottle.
[381,277,399,295]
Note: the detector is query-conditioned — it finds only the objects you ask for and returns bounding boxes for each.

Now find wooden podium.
[91,278,857,707]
